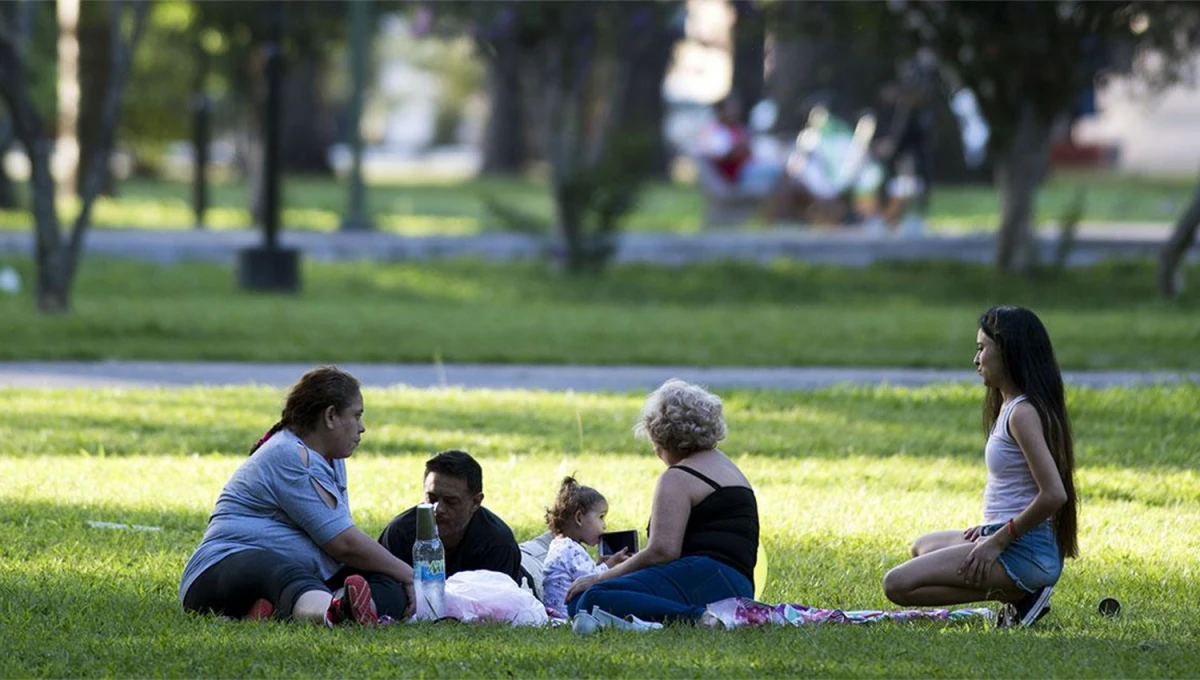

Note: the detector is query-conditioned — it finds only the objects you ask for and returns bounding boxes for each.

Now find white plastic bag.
[443,570,549,627]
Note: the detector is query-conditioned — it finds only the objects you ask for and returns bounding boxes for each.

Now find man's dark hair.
[424,449,483,495]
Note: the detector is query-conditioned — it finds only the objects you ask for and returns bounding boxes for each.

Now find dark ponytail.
[248,422,285,456]
[249,366,361,455]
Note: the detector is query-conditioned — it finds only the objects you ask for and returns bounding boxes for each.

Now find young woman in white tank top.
[882,306,1078,627]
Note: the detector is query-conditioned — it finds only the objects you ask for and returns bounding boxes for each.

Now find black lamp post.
[191,40,209,230]
[237,2,300,292]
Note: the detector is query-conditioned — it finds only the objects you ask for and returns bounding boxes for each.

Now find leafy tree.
[898,1,1200,271]
[119,1,197,174]
[0,0,150,312]
[423,1,684,269]
[766,1,1199,272]
[505,1,684,271]
[428,0,682,180]
[192,1,350,174]
[764,2,908,132]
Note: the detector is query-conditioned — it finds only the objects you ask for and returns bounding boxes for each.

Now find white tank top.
[982,395,1039,523]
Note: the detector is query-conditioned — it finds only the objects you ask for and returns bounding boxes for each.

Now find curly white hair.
[634,379,727,457]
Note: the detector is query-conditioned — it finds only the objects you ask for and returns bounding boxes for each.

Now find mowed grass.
[0,172,1190,234]
[1,385,1198,677]
[1,257,1199,368]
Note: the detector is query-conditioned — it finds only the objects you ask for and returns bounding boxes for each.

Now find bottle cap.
[416,503,437,540]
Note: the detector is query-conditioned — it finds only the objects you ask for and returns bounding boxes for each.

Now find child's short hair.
[545,476,606,535]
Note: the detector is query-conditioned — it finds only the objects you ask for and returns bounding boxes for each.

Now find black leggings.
[182,549,409,620]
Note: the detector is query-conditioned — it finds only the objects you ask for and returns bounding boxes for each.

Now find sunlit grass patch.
[1,384,1197,676]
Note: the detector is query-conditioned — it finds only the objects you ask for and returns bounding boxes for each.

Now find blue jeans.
[567,555,752,622]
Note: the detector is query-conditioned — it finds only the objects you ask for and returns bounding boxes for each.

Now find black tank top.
[670,465,759,583]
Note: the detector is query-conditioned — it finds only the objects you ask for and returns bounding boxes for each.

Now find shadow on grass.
[298,259,1200,312]
[2,497,1197,678]
[6,254,1199,311]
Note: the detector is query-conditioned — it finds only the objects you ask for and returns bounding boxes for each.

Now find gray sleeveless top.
[982,395,1039,524]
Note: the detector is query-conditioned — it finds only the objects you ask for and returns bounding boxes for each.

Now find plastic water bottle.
[412,503,445,620]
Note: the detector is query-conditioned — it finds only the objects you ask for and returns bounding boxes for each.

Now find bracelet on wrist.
[1005,518,1021,540]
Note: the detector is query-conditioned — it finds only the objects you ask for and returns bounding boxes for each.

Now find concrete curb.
[0,225,1193,267]
[0,361,1194,391]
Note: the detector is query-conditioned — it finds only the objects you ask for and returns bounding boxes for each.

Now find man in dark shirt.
[378,449,523,584]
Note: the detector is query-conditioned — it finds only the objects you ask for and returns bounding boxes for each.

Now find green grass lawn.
[0,172,1191,234]
[2,384,1197,677]
[1,257,1198,368]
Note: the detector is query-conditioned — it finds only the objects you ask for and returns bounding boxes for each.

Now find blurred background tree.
[423,0,684,270]
[0,0,149,312]
[898,1,1200,271]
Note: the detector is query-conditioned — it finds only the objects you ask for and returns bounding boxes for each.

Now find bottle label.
[416,559,445,581]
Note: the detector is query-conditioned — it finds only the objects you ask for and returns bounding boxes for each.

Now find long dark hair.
[249,366,361,455]
[544,476,606,535]
[979,306,1077,558]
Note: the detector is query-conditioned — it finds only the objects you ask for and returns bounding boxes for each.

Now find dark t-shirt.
[378,505,522,584]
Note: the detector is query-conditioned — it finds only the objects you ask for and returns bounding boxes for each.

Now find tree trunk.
[620,22,675,179]
[0,0,18,207]
[731,0,765,110]
[0,137,16,208]
[1158,173,1200,298]
[24,131,73,312]
[280,51,333,174]
[479,37,527,175]
[76,2,116,197]
[36,238,75,313]
[0,0,147,313]
[995,103,1052,272]
[23,116,76,313]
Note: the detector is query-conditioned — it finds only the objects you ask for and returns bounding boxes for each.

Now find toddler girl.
[541,476,629,618]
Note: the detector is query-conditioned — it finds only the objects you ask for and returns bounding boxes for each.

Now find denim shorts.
[980,520,1063,592]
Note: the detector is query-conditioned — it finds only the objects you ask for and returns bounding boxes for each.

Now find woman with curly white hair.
[565,379,759,623]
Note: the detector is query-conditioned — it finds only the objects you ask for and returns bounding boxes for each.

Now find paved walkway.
[0,361,1194,391]
[0,223,1192,266]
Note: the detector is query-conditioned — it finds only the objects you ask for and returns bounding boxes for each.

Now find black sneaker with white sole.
[999,585,1053,628]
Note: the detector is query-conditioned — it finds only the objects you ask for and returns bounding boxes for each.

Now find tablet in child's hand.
[598,530,638,557]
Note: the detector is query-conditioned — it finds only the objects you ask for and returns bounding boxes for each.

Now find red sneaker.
[325,575,379,627]
[245,598,274,620]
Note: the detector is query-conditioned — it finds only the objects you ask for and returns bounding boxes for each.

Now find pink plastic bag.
[444,570,550,626]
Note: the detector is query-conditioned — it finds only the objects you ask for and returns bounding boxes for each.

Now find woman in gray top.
[180,366,413,626]
[883,306,1078,628]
